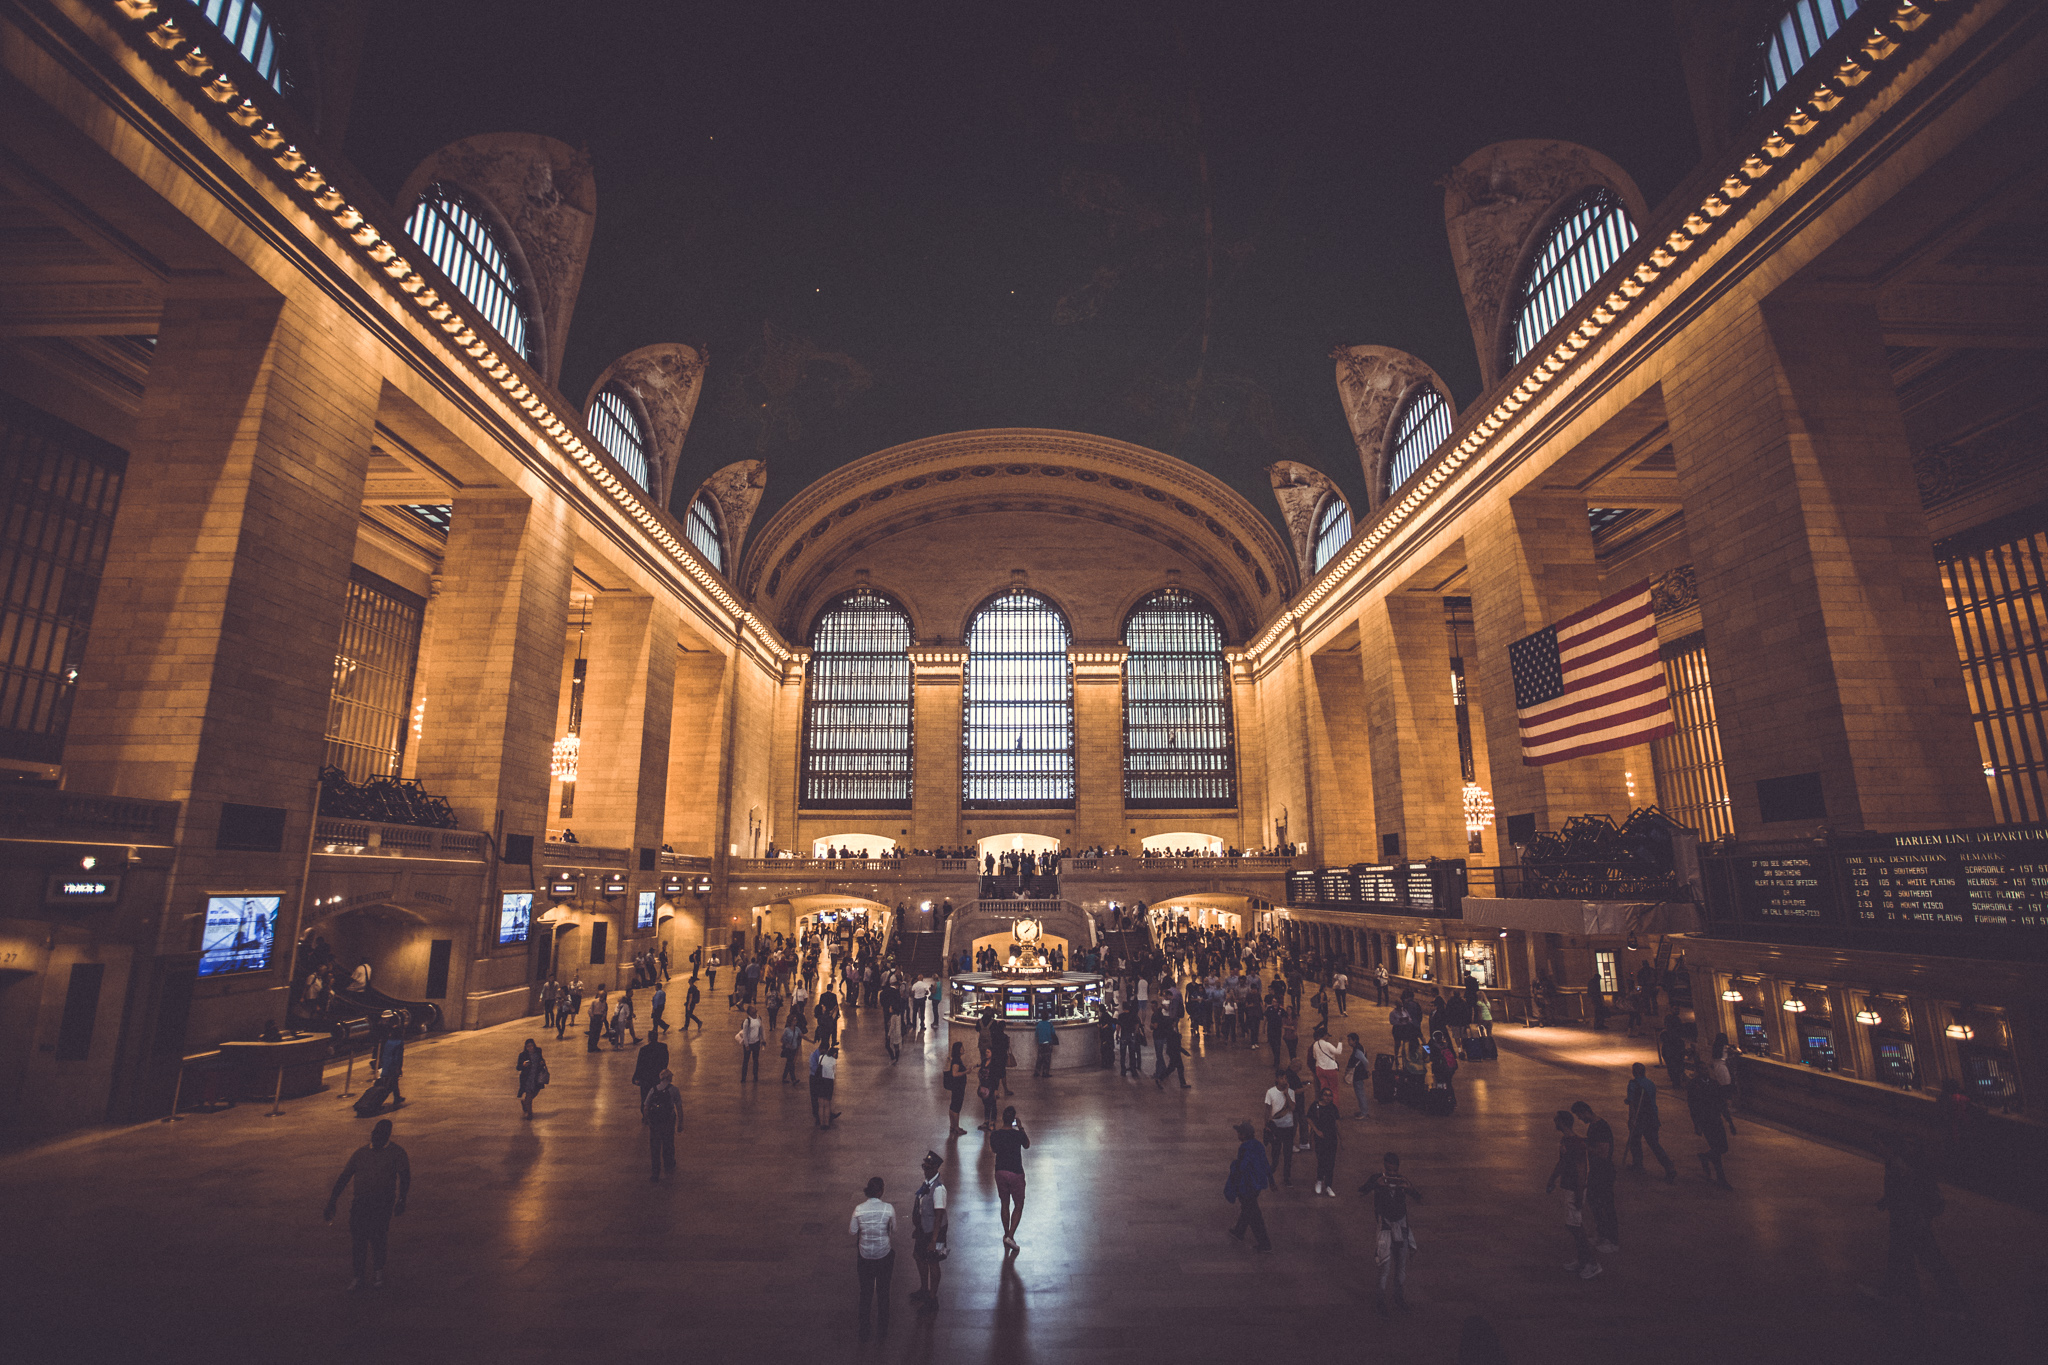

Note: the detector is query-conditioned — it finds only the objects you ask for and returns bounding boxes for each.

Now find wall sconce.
[1854,1006,1882,1026]
[1945,1022,1975,1042]
[1782,997,1808,1013]
[1722,988,1744,1002]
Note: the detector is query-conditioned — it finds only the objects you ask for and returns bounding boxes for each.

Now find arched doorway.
[1141,831,1224,856]
[810,833,898,858]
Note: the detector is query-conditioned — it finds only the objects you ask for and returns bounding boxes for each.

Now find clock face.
[1014,919,1040,943]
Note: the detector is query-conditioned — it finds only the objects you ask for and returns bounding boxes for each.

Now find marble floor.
[1,987,2041,1365]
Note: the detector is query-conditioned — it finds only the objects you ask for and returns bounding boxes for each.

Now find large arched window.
[1387,387,1454,497]
[686,494,724,571]
[404,182,534,363]
[1124,588,1235,807]
[801,589,913,808]
[1508,187,1637,368]
[1312,496,1352,572]
[1757,1,1863,106]
[963,589,1074,807]
[195,0,287,92]
[587,385,650,490]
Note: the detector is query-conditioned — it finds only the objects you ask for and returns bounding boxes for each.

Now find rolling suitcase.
[1372,1054,1399,1104]
[1423,1084,1457,1116]
[353,1079,394,1116]
[1464,1034,1497,1062]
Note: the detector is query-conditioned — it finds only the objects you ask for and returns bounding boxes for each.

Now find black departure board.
[1317,868,1357,904]
[1291,861,1465,917]
[1353,864,1399,904]
[1287,871,1318,905]
[1840,830,2048,931]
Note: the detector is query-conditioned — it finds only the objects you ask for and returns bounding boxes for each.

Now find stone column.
[1666,291,1988,833]
[1308,651,1373,865]
[909,648,966,847]
[666,645,729,856]
[1070,646,1128,852]
[1467,491,1632,835]
[1361,593,1466,861]
[63,294,377,975]
[572,593,678,856]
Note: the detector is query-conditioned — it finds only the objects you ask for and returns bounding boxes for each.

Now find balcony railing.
[1468,863,1685,903]
[314,819,487,860]
[1,788,181,845]
[1064,855,1297,874]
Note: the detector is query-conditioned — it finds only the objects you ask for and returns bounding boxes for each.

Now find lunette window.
[1508,187,1637,369]
[1756,1,1864,107]
[1387,388,1454,497]
[801,589,913,808]
[1123,589,1235,807]
[1312,497,1352,572]
[686,494,724,572]
[963,589,1074,807]
[404,183,533,364]
[588,385,650,490]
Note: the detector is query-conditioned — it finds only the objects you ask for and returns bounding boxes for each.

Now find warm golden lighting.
[551,735,580,783]
[1782,997,1807,1013]
[1462,782,1494,838]
[1945,1022,1974,1041]
[1722,988,1744,1002]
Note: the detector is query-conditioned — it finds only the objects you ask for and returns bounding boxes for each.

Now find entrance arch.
[810,833,898,858]
[976,832,1061,860]
[1142,831,1224,856]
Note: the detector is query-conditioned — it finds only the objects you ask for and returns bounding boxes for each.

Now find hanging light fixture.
[1782,997,1808,1013]
[553,600,590,800]
[1854,1004,1882,1026]
[1945,1021,1975,1041]
[1722,987,1744,1002]
[551,733,581,783]
[1462,782,1494,838]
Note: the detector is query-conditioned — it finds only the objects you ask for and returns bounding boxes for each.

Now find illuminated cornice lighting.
[1240,0,1955,674]
[550,735,580,784]
[102,0,795,667]
[1462,783,1494,839]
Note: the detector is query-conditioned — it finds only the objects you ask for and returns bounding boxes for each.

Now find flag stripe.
[1509,579,1673,768]
[1528,719,1678,764]
[1560,622,1658,678]
[1519,672,1669,736]
[1523,690,1674,749]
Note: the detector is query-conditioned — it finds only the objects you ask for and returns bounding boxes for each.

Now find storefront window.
[1871,1032,1918,1089]
[1457,940,1497,988]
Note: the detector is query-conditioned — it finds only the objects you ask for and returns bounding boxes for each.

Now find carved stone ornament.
[397,133,598,387]
[1914,407,2047,510]
[1328,345,1455,509]
[1439,140,1647,391]
[586,343,707,506]
[696,459,769,568]
[1650,564,1699,619]
[1266,461,1343,581]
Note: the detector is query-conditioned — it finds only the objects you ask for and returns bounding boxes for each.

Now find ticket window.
[1872,1033,1919,1089]
[1737,1009,1771,1056]
[1798,1018,1838,1072]
[1960,1049,2020,1111]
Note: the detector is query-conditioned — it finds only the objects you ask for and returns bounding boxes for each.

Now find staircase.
[898,930,945,978]
[1102,923,1151,966]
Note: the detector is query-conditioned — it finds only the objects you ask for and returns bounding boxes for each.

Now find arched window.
[1124,589,1235,807]
[963,590,1074,807]
[1312,496,1352,572]
[587,385,650,490]
[195,0,286,92]
[801,589,914,808]
[1508,187,1637,368]
[1757,1,1863,106]
[686,494,724,571]
[1387,387,1454,496]
[404,182,533,364]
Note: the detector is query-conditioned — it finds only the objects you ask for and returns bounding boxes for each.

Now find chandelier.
[551,734,580,783]
[1462,782,1494,838]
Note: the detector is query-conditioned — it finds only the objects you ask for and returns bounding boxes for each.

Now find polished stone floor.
[2,983,2042,1365]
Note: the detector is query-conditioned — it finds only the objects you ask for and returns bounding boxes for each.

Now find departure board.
[1353,864,1399,905]
[1840,830,2048,931]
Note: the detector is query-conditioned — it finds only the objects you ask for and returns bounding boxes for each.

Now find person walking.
[1860,1132,1966,1310]
[1264,1072,1297,1186]
[1156,1017,1189,1089]
[631,1033,670,1109]
[540,978,558,1032]
[643,1069,681,1183]
[849,1176,897,1340]
[736,1004,764,1083]
[1265,998,1288,1073]
[909,1150,949,1313]
[1546,1109,1601,1280]
[1033,1014,1058,1077]
[779,1017,804,1084]
[516,1038,548,1119]
[991,1106,1031,1253]
[586,991,606,1052]
[1360,1151,1422,1313]
[944,1041,969,1135]
[810,1042,841,1128]
[1332,969,1349,1017]
[1308,1086,1341,1197]
[1659,1015,1689,1092]
[1311,1023,1342,1102]
[323,1118,411,1290]
[989,1019,1014,1097]
[611,990,638,1049]
[884,1007,905,1064]
[1686,1070,1732,1187]
[682,978,704,1033]
[1374,962,1390,1006]
[1571,1100,1620,1255]
[1225,1120,1274,1252]
[650,981,669,1037]
[555,982,571,1040]
[1345,1031,1372,1120]
[1624,1062,1677,1182]
[376,1021,407,1106]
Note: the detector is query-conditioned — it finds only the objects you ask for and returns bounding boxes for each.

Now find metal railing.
[313,819,487,860]
[1468,863,1684,902]
[0,788,181,844]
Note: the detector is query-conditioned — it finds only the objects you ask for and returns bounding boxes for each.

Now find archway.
[975,832,1061,860]
[810,833,898,858]
[1142,831,1223,856]
[298,902,457,1026]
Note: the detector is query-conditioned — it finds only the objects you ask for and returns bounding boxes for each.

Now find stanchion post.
[161,1057,185,1123]
[338,1046,355,1099]
[267,1062,287,1117]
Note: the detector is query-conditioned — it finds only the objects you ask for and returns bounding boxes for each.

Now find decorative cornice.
[1243,0,1976,673]
[94,0,796,666]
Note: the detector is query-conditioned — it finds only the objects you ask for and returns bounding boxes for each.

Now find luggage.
[1372,1053,1399,1104]
[353,1079,394,1116]
[1396,1071,1430,1107]
[1463,1034,1498,1062]
[1421,1084,1457,1116]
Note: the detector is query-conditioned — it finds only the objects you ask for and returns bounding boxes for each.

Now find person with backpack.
[1359,1151,1422,1313]
[908,1150,949,1313]
[376,1019,407,1107]
[516,1038,548,1119]
[1344,1031,1372,1119]
[1225,1120,1274,1252]
[643,1069,681,1182]
[810,1042,841,1129]
[631,1033,669,1109]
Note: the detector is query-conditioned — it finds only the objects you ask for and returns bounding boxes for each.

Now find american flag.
[1508,581,1674,767]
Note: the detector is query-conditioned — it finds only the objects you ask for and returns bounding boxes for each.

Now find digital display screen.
[637,891,656,930]
[1003,989,1032,1020]
[499,892,533,945]
[198,895,280,976]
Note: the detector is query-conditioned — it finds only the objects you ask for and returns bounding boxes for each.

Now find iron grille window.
[1588,507,1636,535]
[194,0,286,93]
[963,589,1074,807]
[588,385,650,490]
[1123,589,1235,807]
[324,568,425,782]
[1649,632,1735,840]
[687,494,724,572]
[404,183,533,364]
[1387,388,1453,496]
[1756,1,1863,106]
[399,504,451,535]
[1312,497,1352,572]
[1509,187,1638,368]
[1944,526,2048,823]
[0,396,124,763]
[801,588,913,807]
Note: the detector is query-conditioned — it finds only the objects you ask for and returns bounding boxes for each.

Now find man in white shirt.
[736,1005,764,1083]
[850,1176,897,1339]
[909,976,932,1032]
[1333,971,1349,1016]
[811,1043,840,1128]
[1264,1074,1297,1186]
